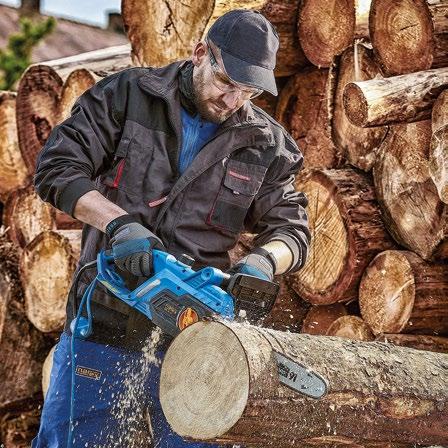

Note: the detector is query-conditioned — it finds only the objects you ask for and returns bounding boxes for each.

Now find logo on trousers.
[75,365,102,380]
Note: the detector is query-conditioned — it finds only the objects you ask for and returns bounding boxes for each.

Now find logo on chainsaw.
[177,307,199,330]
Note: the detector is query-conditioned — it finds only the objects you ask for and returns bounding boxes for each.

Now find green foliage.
[0,16,56,90]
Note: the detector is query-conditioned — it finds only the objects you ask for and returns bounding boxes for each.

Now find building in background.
[0,0,128,63]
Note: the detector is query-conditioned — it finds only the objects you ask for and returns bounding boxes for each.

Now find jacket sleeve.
[33,72,124,217]
[244,136,311,273]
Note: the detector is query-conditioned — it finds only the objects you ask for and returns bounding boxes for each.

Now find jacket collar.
[137,59,271,132]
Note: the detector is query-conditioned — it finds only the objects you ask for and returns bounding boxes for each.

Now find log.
[16,45,132,179]
[301,303,348,335]
[276,68,341,169]
[160,320,448,446]
[3,183,55,248]
[19,230,81,333]
[343,67,448,128]
[430,90,448,204]
[376,334,448,354]
[328,42,388,171]
[251,76,289,117]
[0,230,53,410]
[297,0,356,68]
[373,120,447,259]
[359,250,448,336]
[326,315,375,341]
[0,92,28,200]
[289,168,395,304]
[122,0,308,77]
[42,345,56,399]
[0,408,41,448]
[369,0,448,76]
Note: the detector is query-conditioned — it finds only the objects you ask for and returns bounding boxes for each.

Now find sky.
[0,0,121,28]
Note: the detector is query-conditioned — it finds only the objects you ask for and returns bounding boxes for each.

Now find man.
[32,9,311,448]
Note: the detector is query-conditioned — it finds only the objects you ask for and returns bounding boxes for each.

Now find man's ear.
[191,41,207,67]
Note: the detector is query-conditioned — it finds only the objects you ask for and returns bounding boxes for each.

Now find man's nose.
[221,90,241,109]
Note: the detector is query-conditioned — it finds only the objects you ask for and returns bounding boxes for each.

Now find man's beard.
[191,69,236,124]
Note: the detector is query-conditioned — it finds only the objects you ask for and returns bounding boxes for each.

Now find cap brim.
[220,49,278,96]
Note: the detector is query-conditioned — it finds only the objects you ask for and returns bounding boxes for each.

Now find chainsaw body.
[94,249,278,337]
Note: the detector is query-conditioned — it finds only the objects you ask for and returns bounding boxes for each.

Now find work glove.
[227,247,276,281]
[105,215,165,277]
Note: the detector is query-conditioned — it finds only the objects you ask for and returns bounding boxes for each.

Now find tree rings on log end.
[343,82,370,128]
[298,0,355,68]
[290,168,394,304]
[16,65,63,177]
[20,230,78,333]
[359,250,415,335]
[370,0,434,75]
[326,315,375,341]
[160,321,249,439]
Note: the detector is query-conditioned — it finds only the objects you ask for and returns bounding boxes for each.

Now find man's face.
[191,40,260,124]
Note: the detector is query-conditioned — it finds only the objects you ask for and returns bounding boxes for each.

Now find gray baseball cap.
[207,9,279,96]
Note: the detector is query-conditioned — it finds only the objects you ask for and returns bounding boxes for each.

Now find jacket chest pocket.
[207,159,267,234]
[101,137,154,197]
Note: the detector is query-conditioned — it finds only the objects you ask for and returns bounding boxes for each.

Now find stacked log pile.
[0,0,447,446]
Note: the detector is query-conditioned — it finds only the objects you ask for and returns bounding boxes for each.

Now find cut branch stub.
[122,0,308,77]
[430,89,448,204]
[0,92,28,198]
[343,67,448,128]
[3,183,55,248]
[373,120,447,259]
[20,230,81,333]
[359,250,448,335]
[329,43,388,171]
[369,0,448,76]
[289,168,395,305]
[297,0,355,68]
[276,68,341,169]
[160,320,448,446]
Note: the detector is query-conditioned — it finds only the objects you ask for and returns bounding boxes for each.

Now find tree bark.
[328,42,388,171]
[376,333,448,354]
[289,168,395,304]
[326,315,375,341]
[297,0,355,68]
[359,250,448,335]
[160,320,448,446]
[373,120,447,259]
[301,303,348,335]
[343,67,448,127]
[430,89,448,204]
[3,184,55,248]
[276,68,341,169]
[369,0,448,76]
[0,92,28,200]
[16,45,132,179]
[0,231,53,410]
[122,0,308,77]
[19,230,81,333]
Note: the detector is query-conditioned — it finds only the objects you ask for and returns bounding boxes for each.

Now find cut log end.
[160,321,249,440]
[359,250,415,335]
[370,0,435,75]
[298,0,355,68]
[343,82,369,127]
[326,315,375,341]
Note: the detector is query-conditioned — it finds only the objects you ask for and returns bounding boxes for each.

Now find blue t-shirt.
[178,107,219,174]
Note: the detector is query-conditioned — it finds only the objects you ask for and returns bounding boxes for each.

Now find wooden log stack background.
[0,0,447,446]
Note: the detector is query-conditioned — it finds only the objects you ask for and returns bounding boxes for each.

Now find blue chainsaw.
[70,248,280,339]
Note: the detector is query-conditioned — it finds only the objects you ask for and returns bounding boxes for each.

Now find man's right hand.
[106,215,165,277]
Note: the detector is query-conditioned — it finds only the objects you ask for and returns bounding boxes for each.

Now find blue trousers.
[32,332,219,448]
